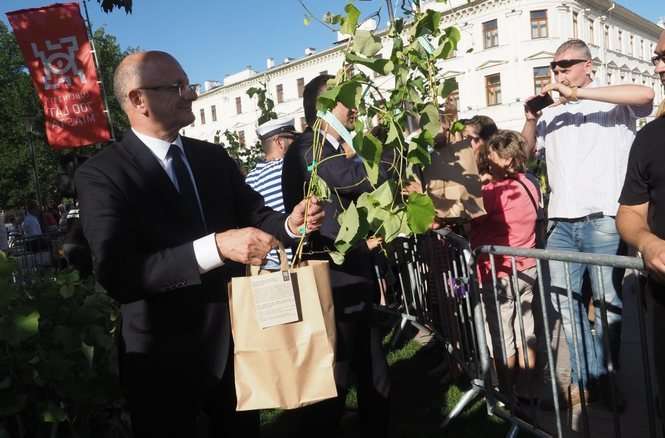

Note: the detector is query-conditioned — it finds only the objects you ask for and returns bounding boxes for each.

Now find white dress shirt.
[535,81,652,219]
[133,129,299,274]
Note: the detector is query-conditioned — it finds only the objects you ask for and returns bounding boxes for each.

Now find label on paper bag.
[251,271,299,329]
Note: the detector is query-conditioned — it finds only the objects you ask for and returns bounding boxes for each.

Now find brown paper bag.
[423,139,486,222]
[228,245,337,411]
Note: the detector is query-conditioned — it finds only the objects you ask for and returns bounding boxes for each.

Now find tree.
[0,23,133,210]
[97,0,132,13]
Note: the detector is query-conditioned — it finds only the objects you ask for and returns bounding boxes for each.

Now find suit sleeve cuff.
[193,233,224,274]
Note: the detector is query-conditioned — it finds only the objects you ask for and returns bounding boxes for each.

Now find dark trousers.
[296,284,391,438]
[122,351,259,438]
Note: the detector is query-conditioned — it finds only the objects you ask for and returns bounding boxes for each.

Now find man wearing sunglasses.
[522,39,654,409]
[617,29,665,419]
[74,51,324,437]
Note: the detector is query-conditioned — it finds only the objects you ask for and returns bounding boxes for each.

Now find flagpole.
[80,0,116,142]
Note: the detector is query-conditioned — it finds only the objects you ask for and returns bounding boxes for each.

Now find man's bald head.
[113,51,181,111]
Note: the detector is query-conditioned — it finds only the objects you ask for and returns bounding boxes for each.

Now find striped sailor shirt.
[246,159,293,268]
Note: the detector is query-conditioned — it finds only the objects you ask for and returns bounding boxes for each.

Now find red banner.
[7,3,112,149]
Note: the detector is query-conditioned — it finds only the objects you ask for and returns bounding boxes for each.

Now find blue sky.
[3,0,662,85]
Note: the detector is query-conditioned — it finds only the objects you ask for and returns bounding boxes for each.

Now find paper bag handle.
[248,242,289,276]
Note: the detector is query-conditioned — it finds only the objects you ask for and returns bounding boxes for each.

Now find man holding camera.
[521,39,654,407]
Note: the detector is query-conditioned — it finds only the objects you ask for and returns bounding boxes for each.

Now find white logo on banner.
[31,36,87,90]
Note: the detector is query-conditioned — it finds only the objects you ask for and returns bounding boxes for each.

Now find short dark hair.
[303,74,334,129]
[487,130,528,174]
[466,115,498,141]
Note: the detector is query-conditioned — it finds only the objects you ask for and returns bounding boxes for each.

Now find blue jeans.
[547,216,623,389]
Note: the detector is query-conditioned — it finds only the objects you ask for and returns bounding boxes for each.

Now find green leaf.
[59,284,75,299]
[407,135,432,168]
[415,10,442,37]
[11,310,39,345]
[356,132,383,185]
[382,209,409,241]
[372,180,395,207]
[353,30,382,57]
[304,16,312,26]
[329,251,346,265]
[345,53,394,76]
[42,401,66,423]
[445,26,462,46]
[311,176,330,201]
[337,80,363,110]
[386,120,400,145]
[341,3,361,35]
[439,78,459,99]
[419,103,441,139]
[451,120,465,133]
[335,202,369,253]
[406,192,436,234]
[317,85,340,113]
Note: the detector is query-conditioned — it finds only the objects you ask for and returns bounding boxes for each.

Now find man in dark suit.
[75,51,323,438]
[282,75,391,438]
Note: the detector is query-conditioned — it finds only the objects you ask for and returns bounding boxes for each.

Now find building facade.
[183,0,664,145]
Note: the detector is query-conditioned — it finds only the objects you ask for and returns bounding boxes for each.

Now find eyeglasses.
[139,83,197,97]
[651,54,665,66]
[549,59,588,70]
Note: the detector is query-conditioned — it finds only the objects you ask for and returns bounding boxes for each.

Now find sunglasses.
[549,59,588,70]
[651,54,665,66]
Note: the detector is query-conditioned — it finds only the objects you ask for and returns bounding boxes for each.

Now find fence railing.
[378,229,660,438]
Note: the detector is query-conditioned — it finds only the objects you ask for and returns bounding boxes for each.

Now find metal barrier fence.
[6,232,65,283]
[379,229,660,438]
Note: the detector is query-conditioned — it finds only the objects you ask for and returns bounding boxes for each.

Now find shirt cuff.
[284,216,301,239]
[193,233,224,274]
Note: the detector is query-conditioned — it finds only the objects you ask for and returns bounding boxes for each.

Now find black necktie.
[168,144,205,230]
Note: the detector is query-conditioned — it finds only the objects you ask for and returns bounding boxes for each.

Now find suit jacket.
[75,130,290,378]
[282,129,389,291]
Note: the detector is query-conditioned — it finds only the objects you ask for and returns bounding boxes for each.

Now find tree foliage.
[295,2,461,263]
[97,0,132,14]
[0,254,124,437]
[0,24,132,210]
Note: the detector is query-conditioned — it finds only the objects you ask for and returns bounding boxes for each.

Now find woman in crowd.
[470,130,540,411]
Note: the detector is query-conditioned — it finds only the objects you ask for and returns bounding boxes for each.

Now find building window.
[235,96,242,114]
[297,78,305,98]
[237,130,245,146]
[485,73,501,106]
[587,19,594,44]
[276,84,284,104]
[533,66,551,94]
[629,35,634,57]
[604,25,610,49]
[211,105,217,122]
[530,10,548,39]
[483,19,499,49]
[606,72,612,85]
[200,108,206,125]
[641,39,645,59]
[572,12,578,38]
[617,30,623,52]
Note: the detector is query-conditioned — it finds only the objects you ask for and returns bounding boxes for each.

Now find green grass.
[260,332,512,437]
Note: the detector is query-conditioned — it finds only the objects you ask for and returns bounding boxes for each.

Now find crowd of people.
[0,29,660,437]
